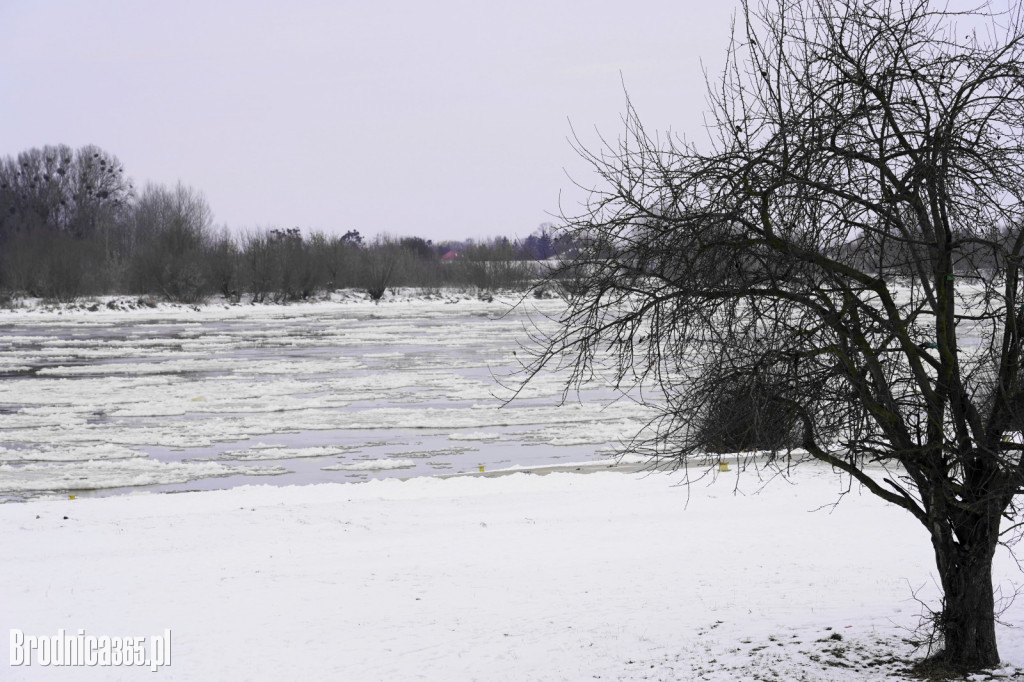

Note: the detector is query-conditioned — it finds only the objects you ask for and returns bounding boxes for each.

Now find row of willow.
[0,146,567,303]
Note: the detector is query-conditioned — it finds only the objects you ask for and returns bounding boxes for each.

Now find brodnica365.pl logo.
[10,629,171,672]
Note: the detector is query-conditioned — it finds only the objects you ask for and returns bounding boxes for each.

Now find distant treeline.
[0,145,570,303]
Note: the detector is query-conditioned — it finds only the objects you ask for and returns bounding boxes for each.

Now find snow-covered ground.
[2,462,1021,680]
[0,292,654,501]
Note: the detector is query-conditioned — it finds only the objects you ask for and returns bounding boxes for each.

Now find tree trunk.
[929,520,1001,671]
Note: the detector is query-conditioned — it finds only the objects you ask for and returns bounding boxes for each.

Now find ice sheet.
[0,294,657,499]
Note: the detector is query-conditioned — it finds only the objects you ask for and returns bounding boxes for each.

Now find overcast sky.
[1,1,736,242]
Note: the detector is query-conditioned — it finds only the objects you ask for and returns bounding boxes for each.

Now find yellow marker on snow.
[478,465,486,473]
[69,495,76,500]
[718,462,729,472]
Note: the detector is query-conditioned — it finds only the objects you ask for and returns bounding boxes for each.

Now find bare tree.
[312,231,362,290]
[128,183,213,303]
[268,227,321,301]
[523,0,1024,673]
[361,236,403,301]
[0,145,132,243]
[0,145,134,295]
[241,228,276,303]
[206,227,241,300]
[454,238,532,291]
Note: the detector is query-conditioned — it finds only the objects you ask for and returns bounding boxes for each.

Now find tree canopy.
[525,0,1024,672]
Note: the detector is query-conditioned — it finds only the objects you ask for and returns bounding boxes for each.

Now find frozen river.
[0,294,654,501]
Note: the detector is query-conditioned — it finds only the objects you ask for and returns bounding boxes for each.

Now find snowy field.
[0,292,653,501]
[2,464,1022,680]
[1,293,1022,680]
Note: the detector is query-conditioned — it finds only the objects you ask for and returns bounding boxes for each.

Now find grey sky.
[1,1,735,242]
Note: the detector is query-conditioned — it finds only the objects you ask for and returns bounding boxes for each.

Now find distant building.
[441,250,460,261]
